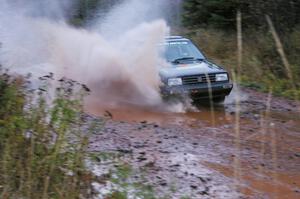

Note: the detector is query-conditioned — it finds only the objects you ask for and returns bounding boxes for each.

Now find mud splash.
[46,20,169,108]
[0,0,184,110]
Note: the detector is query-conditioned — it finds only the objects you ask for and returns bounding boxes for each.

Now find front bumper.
[160,82,233,99]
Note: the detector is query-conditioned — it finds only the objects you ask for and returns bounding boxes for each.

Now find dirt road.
[86,88,300,199]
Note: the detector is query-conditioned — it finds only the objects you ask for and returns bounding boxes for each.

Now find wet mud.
[86,88,300,198]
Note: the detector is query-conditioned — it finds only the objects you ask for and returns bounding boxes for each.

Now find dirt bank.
[86,88,300,198]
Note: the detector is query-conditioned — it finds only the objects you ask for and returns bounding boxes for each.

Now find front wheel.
[212,96,225,104]
[192,96,225,106]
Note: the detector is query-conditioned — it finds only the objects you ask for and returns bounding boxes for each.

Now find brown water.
[85,103,235,127]
[204,162,300,199]
[85,89,300,198]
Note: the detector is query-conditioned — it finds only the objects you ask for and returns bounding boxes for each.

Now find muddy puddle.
[85,103,238,127]
[85,101,300,129]
[204,162,300,199]
[85,86,300,128]
[85,88,300,198]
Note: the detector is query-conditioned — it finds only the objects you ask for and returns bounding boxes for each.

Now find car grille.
[182,74,216,85]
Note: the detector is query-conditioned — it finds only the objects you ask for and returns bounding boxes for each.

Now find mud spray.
[0,0,187,112]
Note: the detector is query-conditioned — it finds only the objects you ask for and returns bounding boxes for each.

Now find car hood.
[159,60,226,79]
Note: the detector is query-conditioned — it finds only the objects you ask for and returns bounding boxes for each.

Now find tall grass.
[233,10,242,185]
[0,68,96,199]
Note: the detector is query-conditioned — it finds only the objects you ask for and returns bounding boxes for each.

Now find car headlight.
[216,73,228,82]
[168,78,182,86]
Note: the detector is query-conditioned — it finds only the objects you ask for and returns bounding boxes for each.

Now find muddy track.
[87,88,300,199]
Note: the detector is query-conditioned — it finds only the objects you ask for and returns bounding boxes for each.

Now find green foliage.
[71,0,100,26]
[183,0,245,29]
[180,197,190,199]
[103,163,158,199]
[106,191,128,199]
[70,0,121,26]
[0,69,95,199]
[183,0,300,31]
[115,164,132,180]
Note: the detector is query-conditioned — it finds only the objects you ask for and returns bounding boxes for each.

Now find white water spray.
[0,0,188,111]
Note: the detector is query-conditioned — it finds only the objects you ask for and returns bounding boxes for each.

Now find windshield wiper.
[171,57,204,64]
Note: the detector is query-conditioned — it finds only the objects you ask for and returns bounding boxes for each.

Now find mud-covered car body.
[159,36,233,102]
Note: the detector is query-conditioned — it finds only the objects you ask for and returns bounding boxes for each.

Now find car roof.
[165,36,190,42]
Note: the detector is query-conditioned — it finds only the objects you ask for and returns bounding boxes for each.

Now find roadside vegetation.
[182,0,300,99]
[0,68,97,198]
[0,68,163,198]
[0,68,155,199]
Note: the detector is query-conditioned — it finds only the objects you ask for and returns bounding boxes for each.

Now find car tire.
[212,96,225,104]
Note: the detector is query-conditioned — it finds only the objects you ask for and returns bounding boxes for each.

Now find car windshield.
[162,40,205,63]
